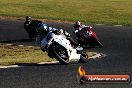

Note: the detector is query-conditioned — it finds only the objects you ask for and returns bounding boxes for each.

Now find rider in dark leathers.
[24,16,49,39]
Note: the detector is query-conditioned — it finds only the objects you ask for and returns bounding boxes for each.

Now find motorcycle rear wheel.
[90,36,103,48]
[79,52,88,63]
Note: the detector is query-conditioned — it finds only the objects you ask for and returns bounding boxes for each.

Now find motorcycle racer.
[40,27,82,51]
[73,21,91,34]
[73,21,92,45]
[73,21,103,48]
[24,16,47,39]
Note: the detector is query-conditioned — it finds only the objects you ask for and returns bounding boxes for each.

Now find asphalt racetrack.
[0,19,132,88]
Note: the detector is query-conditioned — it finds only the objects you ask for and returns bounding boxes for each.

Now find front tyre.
[52,43,69,64]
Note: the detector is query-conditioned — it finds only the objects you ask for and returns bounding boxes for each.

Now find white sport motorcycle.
[40,30,88,64]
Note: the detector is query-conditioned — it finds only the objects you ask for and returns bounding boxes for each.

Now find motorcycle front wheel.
[52,43,69,64]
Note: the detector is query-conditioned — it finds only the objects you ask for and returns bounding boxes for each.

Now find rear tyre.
[91,36,103,48]
[98,41,103,48]
[79,52,88,63]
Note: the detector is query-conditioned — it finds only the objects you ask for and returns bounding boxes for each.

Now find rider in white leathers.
[40,26,80,51]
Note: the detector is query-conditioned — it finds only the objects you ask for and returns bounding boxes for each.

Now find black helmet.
[74,21,81,29]
[26,16,32,22]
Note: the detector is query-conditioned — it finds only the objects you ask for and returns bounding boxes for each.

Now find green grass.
[0,0,132,25]
[0,43,56,66]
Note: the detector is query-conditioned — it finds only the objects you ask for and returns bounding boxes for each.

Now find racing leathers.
[24,20,44,39]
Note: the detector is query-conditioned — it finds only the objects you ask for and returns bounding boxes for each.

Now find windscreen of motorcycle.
[53,35,72,50]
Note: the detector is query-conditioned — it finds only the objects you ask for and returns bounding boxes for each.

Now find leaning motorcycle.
[40,29,88,64]
[74,26,103,48]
